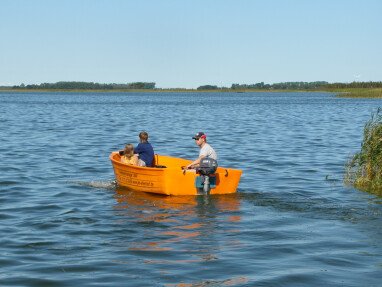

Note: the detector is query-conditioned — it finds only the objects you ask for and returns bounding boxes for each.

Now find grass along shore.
[329,88,382,98]
[344,108,382,196]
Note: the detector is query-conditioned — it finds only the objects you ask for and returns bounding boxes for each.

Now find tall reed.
[336,88,382,98]
[345,108,382,195]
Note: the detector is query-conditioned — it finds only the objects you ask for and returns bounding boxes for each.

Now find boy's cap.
[192,132,206,139]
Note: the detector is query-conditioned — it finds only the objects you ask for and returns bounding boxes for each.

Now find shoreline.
[1,88,381,98]
[0,88,330,93]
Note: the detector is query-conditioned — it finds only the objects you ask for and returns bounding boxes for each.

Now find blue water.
[0,91,381,286]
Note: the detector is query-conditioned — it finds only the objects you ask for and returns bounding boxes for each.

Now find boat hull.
[110,152,242,195]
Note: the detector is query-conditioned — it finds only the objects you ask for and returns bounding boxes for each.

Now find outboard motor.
[196,158,218,193]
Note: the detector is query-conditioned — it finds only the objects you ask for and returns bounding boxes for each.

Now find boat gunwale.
[110,152,242,173]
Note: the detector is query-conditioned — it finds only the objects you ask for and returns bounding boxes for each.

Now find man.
[185,132,217,169]
[134,131,155,167]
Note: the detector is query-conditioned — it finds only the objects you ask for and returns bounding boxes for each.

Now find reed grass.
[335,88,382,98]
[345,108,382,196]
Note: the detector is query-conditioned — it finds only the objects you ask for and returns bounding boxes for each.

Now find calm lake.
[0,91,381,286]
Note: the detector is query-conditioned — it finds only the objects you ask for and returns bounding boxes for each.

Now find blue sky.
[1,0,381,88]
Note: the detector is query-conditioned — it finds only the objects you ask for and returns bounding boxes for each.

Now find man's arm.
[185,154,206,169]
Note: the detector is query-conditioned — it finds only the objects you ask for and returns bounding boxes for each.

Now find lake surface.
[0,91,381,286]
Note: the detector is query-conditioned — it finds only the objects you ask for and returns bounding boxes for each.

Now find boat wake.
[70,179,117,190]
[239,189,382,225]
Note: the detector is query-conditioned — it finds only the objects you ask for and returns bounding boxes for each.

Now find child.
[134,131,154,167]
[121,144,139,166]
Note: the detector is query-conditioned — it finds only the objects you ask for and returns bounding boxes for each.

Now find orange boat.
[109,152,242,196]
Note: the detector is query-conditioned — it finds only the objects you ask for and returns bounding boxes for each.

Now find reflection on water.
[109,187,250,285]
[113,187,242,256]
[114,186,241,217]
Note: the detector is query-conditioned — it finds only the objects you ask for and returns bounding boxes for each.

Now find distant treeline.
[231,81,328,90]
[197,81,382,90]
[7,81,382,91]
[12,81,156,90]
[197,81,329,90]
[197,81,328,90]
[323,81,382,89]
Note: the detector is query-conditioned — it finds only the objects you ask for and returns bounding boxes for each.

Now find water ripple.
[0,92,381,286]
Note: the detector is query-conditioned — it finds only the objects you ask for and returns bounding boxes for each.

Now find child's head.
[124,144,135,159]
[139,131,149,143]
